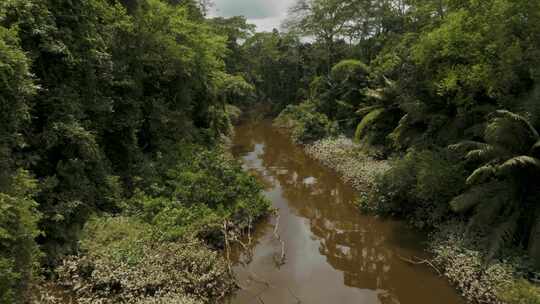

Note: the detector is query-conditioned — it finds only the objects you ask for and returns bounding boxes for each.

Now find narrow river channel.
[228,119,465,304]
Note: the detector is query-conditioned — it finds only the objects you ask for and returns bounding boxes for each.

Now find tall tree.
[285,0,358,71]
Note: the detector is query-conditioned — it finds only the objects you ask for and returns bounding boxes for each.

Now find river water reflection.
[228,119,464,304]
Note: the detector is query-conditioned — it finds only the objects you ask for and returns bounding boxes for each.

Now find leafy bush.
[79,217,153,266]
[215,72,255,106]
[126,193,223,243]
[124,146,270,245]
[274,102,338,143]
[363,149,467,227]
[51,144,270,302]
[330,59,369,85]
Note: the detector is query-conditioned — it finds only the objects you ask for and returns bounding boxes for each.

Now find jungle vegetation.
[0,0,269,302]
[268,0,540,303]
[1,0,540,303]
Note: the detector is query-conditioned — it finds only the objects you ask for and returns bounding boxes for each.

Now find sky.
[209,0,297,32]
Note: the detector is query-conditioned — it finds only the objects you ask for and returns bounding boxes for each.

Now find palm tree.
[354,77,402,146]
[449,110,540,265]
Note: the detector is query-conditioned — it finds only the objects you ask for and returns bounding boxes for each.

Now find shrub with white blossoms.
[55,241,234,304]
[305,136,390,191]
[431,223,539,304]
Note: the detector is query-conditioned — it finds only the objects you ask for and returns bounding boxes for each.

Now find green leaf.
[497,156,540,177]
[466,165,497,185]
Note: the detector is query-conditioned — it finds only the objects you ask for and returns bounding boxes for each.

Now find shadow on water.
[227,119,464,304]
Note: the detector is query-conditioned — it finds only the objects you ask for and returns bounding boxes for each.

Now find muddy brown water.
[228,119,465,304]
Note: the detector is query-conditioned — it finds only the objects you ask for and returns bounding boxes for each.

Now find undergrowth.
[363,149,540,303]
[39,146,271,303]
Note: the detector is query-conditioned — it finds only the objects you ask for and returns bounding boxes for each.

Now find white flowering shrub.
[305,136,390,191]
[432,223,540,304]
[54,217,235,304]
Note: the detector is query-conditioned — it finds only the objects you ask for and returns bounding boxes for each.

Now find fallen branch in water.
[398,254,442,276]
[272,213,286,266]
[247,269,272,287]
[287,286,302,303]
[277,239,286,266]
[273,213,280,239]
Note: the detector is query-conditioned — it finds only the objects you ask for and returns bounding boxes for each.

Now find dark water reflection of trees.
[230,120,464,304]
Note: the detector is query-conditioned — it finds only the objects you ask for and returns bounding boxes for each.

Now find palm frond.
[448,141,489,155]
[465,145,512,163]
[466,165,497,185]
[497,156,540,178]
[490,110,540,140]
[356,105,382,116]
[485,111,539,153]
[450,181,502,213]
[530,140,540,159]
[355,108,385,141]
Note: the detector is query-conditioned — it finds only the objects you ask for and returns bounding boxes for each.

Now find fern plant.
[449,110,540,266]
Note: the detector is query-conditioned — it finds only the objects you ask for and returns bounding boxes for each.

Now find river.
[227,119,464,304]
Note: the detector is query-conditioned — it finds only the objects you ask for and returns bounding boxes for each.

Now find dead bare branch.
[398,254,442,276]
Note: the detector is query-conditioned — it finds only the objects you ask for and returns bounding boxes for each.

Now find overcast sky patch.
[210,0,295,32]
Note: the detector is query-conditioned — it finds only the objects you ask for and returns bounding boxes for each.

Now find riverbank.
[33,143,271,304]
[273,118,540,304]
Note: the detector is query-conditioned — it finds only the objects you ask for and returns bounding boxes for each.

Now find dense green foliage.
[0,0,270,301]
[2,0,540,302]
[124,145,269,243]
[0,171,41,303]
[361,149,467,227]
[51,146,269,303]
[274,102,338,143]
[270,0,540,301]
[276,0,540,259]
